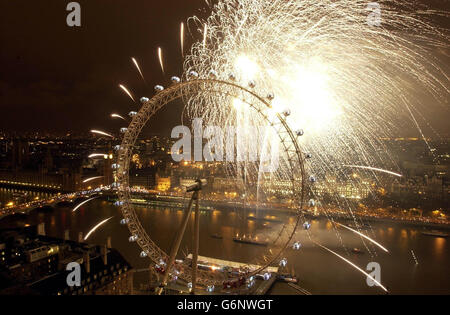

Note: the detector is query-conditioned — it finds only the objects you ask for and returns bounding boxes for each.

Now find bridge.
[0,187,112,220]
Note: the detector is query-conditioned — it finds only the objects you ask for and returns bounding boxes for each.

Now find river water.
[0,188,449,295]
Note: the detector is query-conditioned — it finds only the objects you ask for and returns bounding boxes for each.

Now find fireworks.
[185,0,448,174]
[119,84,136,103]
[158,47,165,74]
[180,0,448,257]
[84,217,114,241]
[88,153,108,159]
[343,165,403,178]
[91,129,114,138]
[111,113,126,120]
[335,222,389,253]
[183,0,448,226]
[82,176,104,184]
[180,22,185,56]
[106,0,448,290]
[132,57,146,83]
[314,241,388,292]
[72,197,99,213]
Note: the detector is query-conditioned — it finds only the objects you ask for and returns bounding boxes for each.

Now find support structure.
[156,179,205,295]
[191,190,200,294]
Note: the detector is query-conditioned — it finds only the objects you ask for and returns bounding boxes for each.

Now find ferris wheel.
[116,74,310,293]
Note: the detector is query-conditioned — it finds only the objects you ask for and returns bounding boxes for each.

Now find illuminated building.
[129,167,156,189]
[156,174,171,192]
[0,226,133,295]
[102,153,114,186]
[0,170,81,192]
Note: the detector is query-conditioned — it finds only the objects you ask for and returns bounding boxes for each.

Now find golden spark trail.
[202,24,207,48]
[111,113,126,120]
[343,165,403,178]
[185,0,448,193]
[402,97,434,155]
[119,84,136,103]
[83,176,104,184]
[84,217,114,241]
[72,197,99,213]
[91,130,114,138]
[158,47,164,74]
[132,57,146,83]
[314,241,388,292]
[180,22,185,56]
[101,0,448,281]
[88,153,107,158]
[299,16,326,41]
[335,222,389,253]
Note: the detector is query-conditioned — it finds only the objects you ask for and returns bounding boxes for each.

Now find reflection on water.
[387,227,394,237]
[434,237,446,257]
[401,229,408,239]
[0,189,449,295]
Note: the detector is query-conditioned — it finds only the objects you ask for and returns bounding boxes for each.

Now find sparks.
[335,222,389,253]
[157,47,164,74]
[202,24,207,48]
[72,197,99,213]
[111,113,126,120]
[314,241,388,292]
[84,217,114,241]
[180,2,449,266]
[91,130,114,138]
[184,0,447,208]
[343,165,403,178]
[180,22,185,56]
[119,84,136,103]
[88,153,107,159]
[132,57,146,83]
[82,176,104,184]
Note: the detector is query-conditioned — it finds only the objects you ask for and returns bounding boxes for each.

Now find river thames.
[1,188,449,294]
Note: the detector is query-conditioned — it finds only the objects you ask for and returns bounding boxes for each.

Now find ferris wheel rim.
[116,77,308,288]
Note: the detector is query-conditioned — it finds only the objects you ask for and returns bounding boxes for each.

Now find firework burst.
[184,2,448,198]
[182,0,448,252]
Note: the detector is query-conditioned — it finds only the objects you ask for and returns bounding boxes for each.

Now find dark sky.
[0,0,448,136]
[0,0,206,134]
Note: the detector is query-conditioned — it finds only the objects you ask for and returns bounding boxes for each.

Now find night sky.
[0,0,206,134]
[0,0,448,136]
